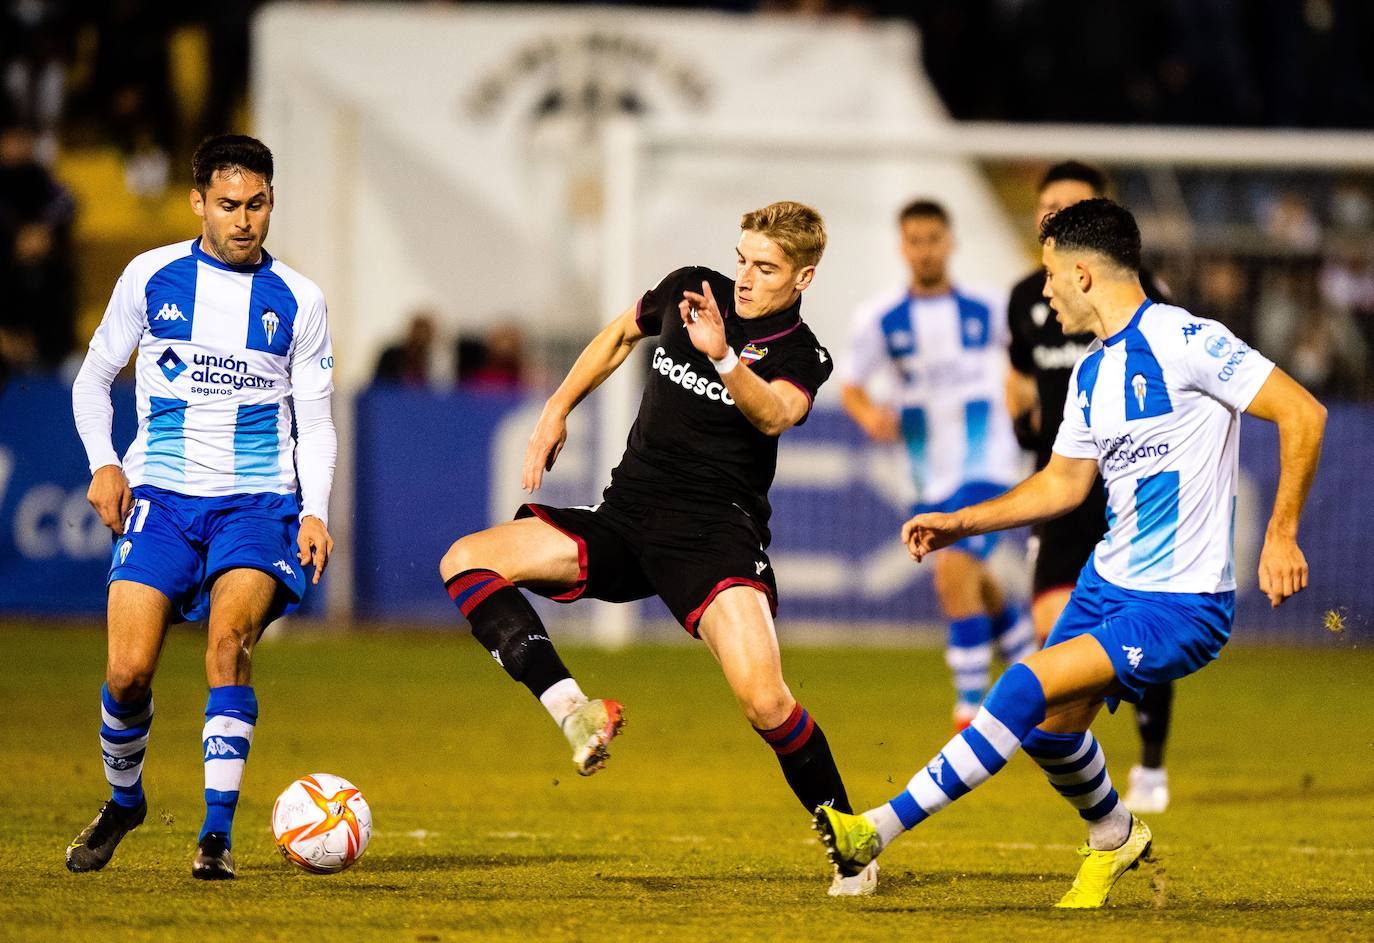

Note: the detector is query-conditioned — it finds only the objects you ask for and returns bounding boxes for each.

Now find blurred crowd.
[2,0,1373,399]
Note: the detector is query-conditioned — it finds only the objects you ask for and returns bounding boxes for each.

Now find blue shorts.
[914,481,1010,560]
[108,485,306,624]
[1046,557,1234,708]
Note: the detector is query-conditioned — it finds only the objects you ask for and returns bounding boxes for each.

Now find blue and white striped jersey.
[842,287,1021,505]
[1053,300,1275,594]
[87,238,334,498]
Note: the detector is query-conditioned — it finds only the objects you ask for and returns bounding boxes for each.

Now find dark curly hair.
[1038,197,1140,272]
[192,134,273,193]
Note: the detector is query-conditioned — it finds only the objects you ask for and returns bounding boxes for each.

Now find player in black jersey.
[437,202,877,894]
[1006,161,1174,813]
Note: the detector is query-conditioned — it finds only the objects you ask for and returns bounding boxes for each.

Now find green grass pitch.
[3,625,1372,941]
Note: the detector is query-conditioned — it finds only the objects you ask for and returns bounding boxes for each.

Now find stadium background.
[1,4,1372,939]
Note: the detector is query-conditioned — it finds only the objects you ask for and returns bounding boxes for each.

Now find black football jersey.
[603,266,834,533]
[1007,267,1169,468]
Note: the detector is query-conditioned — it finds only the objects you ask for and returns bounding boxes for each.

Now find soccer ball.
[271,773,372,873]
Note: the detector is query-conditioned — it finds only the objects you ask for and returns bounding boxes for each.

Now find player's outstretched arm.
[901,452,1099,562]
[1243,367,1327,608]
[523,305,645,492]
[681,281,809,436]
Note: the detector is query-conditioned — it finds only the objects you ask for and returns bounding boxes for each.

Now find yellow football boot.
[812,805,882,878]
[1055,816,1153,909]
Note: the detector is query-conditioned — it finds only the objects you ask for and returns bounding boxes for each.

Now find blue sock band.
[949,614,993,648]
[948,615,994,706]
[990,607,1017,637]
[981,663,1047,739]
[100,684,153,809]
[201,685,258,844]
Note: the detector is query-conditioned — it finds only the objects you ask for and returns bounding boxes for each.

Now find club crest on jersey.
[1131,373,1148,412]
[118,540,132,565]
[1205,334,1233,359]
[261,309,280,346]
[740,343,767,365]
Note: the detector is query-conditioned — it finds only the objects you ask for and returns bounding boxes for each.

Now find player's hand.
[859,406,900,443]
[88,464,133,535]
[522,408,568,493]
[680,281,728,361]
[297,515,334,585]
[1257,533,1308,608]
[901,511,969,562]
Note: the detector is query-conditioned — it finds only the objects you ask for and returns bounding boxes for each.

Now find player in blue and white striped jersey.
[840,200,1033,730]
[65,135,337,880]
[815,199,1325,908]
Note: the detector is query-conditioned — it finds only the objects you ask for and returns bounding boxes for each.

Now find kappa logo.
[928,755,946,786]
[755,560,769,576]
[157,347,187,382]
[262,309,280,346]
[104,754,140,771]
[1131,373,1148,412]
[154,302,187,322]
[490,649,503,666]
[817,348,828,363]
[204,737,241,758]
[1181,322,1204,343]
[273,559,295,577]
[1122,645,1144,669]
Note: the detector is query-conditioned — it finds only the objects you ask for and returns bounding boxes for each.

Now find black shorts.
[515,500,778,637]
[1032,483,1108,598]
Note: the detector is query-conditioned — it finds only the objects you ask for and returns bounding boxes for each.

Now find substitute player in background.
[1006,162,1176,813]
[816,198,1325,907]
[439,202,876,895]
[841,199,1034,730]
[67,135,337,879]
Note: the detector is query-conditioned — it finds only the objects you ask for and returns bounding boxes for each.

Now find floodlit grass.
[3,626,1372,941]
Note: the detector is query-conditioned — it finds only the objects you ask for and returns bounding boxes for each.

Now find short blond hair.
[740,201,827,269]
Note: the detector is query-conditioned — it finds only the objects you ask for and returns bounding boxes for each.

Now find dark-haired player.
[1006,161,1176,813]
[817,198,1324,907]
[440,202,876,895]
[67,135,337,879]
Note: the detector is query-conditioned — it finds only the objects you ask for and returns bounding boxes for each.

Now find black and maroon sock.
[445,568,571,699]
[1135,681,1174,769]
[756,702,853,814]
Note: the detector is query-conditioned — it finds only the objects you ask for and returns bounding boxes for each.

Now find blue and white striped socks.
[100,684,153,808]
[200,685,257,846]
[867,663,1047,847]
[1022,728,1132,849]
[946,615,994,716]
[992,606,1036,664]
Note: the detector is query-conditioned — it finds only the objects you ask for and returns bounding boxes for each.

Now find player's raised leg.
[814,635,1146,898]
[67,580,171,873]
[698,586,874,895]
[440,517,622,776]
[192,567,278,879]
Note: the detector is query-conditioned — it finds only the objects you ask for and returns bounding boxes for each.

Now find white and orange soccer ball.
[271,773,372,874]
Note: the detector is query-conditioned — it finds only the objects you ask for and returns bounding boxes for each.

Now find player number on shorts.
[122,499,151,534]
